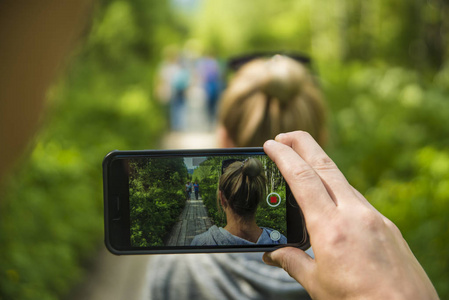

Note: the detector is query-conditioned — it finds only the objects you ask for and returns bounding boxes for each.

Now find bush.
[366,147,449,297]
[129,158,188,247]
[324,62,449,298]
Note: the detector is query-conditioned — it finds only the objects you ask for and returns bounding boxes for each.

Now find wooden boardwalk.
[166,195,213,246]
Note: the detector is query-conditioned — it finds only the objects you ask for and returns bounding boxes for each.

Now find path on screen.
[166,193,213,246]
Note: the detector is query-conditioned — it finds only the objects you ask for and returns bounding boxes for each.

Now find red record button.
[266,192,281,207]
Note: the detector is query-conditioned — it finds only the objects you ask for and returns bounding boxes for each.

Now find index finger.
[263,139,336,227]
[275,131,363,208]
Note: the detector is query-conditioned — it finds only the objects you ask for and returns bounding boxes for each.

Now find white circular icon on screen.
[266,192,281,207]
[270,230,281,242]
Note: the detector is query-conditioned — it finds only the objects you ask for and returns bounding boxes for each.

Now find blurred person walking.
[184,65,209,132]
[197,53,223,129]
[156,46,190,132]
[156,46,180,125]
[170,58,190,131]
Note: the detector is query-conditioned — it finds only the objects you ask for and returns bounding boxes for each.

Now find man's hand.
[263,131,438,300]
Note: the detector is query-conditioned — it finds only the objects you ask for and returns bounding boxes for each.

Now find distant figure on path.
[193,181,200,200]
[185,181,192,200]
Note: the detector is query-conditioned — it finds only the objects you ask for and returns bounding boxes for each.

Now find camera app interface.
[128,155,287,247]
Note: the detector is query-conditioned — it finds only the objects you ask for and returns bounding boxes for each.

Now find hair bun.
[263,55,307,104]
[242,158,263,178]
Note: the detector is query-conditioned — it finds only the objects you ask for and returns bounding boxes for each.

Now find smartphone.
[103,148,310,255]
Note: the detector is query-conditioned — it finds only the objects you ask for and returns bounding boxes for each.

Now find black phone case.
[103,148,310,255]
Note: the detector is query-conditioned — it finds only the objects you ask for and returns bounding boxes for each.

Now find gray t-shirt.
[191,225,287,246]
[143,249,313,300]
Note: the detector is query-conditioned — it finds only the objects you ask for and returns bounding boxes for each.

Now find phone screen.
[104,149,309,254]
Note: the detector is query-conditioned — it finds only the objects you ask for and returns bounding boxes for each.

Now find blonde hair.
[218,158,267,218]
[218,55,327,147]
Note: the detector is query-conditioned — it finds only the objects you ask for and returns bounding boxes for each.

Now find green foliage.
[129,158,188,246]
[255,204,286,236]
[255,156,287,235]
[322,62,449,297]
[366,147,449,296]
[0,0,177,299]
[2,0,449,298]
[193,156,224,226]
[192,0,449,72]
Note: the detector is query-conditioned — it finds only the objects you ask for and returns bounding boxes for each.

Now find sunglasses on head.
[221,158,245,175]
[227,51,312,72]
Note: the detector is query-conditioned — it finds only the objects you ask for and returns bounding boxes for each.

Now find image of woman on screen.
[191,158,286,246]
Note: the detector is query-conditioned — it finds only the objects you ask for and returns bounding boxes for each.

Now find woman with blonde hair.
[191,157,287,246]
[146,54,326,300]
[217,54,326,148]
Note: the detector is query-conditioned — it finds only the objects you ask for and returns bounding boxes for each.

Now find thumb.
[263,247,314,288]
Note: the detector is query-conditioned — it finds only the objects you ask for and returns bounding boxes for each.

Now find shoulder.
[191,225,220,246]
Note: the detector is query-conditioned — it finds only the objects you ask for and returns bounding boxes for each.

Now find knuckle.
[359,209,383,232]
[318,211,349,248]
[310,155,337,171]
[384,218,403,237]
[294,130,312,139]
[290,167,317,183]
[324,224,347,247]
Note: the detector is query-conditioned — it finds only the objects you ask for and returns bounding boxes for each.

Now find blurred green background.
[1,0,449,299]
